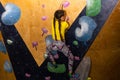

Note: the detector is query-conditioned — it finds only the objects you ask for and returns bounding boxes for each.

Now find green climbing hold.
[73,40,78,46]
[86,0,101,17]
[47,62,66,73]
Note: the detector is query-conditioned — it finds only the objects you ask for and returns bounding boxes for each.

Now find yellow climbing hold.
[87,77,92,80]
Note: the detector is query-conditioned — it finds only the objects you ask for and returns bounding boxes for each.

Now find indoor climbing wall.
[0,0,86,80]
[0,0,86,66]
[0,0,119,80]
[0,32,16,80]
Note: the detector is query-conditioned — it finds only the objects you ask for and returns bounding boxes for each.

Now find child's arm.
[65,16,69,22]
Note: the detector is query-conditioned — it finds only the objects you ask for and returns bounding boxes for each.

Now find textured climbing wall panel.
[0,0,86,66]
[0,0,119,80]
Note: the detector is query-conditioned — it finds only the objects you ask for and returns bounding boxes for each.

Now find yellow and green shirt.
[52,20,69,41]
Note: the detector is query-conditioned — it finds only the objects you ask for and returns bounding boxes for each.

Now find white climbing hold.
[7,39,13,45]
[44,53,48,59]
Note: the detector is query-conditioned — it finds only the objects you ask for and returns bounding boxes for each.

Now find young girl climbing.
[52,9,69,41]
[45,4,75,78]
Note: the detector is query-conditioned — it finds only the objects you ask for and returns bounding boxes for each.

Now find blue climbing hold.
[0,41,7,53]
[45,35,54,46]
[1,3,21,25]
[75,16,97,43]
[3,60,13,73]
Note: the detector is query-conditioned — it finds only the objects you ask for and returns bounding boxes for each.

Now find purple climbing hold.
[32,41,38,47]
[45,76,51,80]
[41,27,48,36]
[41,16,47,21]
[25,73,31,77]
[74,56,80,61]
[63,1,70,8]
[42,4,45,8]
[32,41,38,50]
